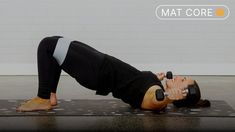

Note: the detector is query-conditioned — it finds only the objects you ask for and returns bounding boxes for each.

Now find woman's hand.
[156,72,165,81]
[165,87,187,101]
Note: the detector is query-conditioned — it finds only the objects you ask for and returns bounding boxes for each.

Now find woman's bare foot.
[16,97,52,112]
[50,92,57,106]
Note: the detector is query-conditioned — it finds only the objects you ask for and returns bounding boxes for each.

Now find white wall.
[0,0,234,75]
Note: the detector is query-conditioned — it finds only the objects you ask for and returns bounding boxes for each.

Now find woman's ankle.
[50,93,58,106]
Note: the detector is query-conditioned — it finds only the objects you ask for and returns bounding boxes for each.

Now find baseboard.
[0,63,234,75]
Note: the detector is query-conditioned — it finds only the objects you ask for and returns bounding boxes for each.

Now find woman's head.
[173,81,201,107]
[165,76,205,107]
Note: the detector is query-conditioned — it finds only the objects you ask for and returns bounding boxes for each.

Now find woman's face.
[165,76,195,90]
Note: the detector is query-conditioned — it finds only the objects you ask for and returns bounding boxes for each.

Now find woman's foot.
[16,97,52,112]
[50,92,57,106]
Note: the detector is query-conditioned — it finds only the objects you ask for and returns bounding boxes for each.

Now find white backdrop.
[0,0,234,75]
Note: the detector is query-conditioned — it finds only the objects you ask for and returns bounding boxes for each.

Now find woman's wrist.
[156,72,165,81]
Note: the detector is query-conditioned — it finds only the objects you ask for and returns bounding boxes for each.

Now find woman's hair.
[173,81,211,108]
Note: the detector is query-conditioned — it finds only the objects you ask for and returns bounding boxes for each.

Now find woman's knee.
[38,37,53,51]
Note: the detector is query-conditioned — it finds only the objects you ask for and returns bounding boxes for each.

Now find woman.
[17,36,208,112]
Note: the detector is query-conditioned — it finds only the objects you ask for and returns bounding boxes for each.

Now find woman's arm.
[141,85,172,110]
[141,85,187,110]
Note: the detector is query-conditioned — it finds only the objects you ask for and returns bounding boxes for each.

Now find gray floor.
[0,75,235,131]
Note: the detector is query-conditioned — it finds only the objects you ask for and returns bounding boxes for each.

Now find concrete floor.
[0,75,235,131]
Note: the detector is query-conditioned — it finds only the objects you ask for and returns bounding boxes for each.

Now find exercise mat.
[0,99,234,117]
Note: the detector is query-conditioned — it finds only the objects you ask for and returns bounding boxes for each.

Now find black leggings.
[37,36,105,99]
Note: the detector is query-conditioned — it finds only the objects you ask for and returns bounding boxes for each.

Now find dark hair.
[173,81,210,108]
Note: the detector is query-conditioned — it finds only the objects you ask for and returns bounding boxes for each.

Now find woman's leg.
[38,36,106,97]
[37,36,64,106]
[17,36,62,111]
[17,36,105,112]
[37,36,62,99]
